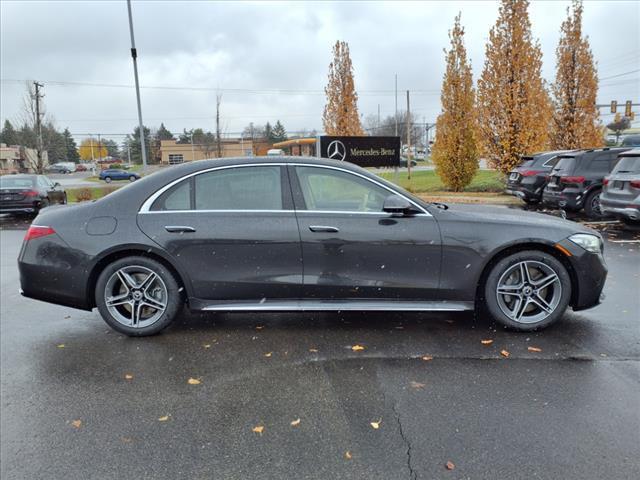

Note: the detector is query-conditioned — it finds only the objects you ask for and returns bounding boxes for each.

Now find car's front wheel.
[129,175,137,182]
[95,256,183,336]
[483,250,571,331]
[104,176,112,183]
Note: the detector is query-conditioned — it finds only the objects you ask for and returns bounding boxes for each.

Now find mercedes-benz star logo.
[327,140,346,161]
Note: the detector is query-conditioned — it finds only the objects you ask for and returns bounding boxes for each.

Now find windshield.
[612,156,640,174]
[0,177,35,189]
[551,157,575,173]
[621,135,640,147]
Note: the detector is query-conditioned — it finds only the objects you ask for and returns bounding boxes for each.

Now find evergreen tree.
[63,129,80,163]
[125,126,152,164]
[264,122,274,142]
[323,40,364,136]
[0,120,19,146]
[103,139,120,159]
[432,13,479,192]
[477,0,552,174]
[551,0,602,149]
[272,120,287,142]
[156,123,174,140]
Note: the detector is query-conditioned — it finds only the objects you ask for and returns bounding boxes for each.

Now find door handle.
[309,225,339,233]
[164,225,196,233]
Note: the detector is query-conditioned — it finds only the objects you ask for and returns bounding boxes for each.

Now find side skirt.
[189,298,474,312]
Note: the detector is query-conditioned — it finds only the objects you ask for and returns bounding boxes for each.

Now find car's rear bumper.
[0,201,38,214]
[18,233,92,310]
[542,190,582,210]
[600,197,640,220]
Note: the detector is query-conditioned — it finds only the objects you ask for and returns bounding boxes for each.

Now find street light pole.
[126,0,147,171]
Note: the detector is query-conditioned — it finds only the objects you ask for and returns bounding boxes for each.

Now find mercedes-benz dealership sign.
[319,136,400,167]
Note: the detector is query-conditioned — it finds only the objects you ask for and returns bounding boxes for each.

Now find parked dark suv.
[506,150,574,204]
[542,148,631,218]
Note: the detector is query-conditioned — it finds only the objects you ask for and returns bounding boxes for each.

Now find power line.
[598,69,640,81]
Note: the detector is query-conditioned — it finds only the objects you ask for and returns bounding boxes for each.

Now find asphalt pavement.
[1,218,638,479]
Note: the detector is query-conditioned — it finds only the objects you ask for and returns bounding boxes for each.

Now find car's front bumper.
[556,237,608,311]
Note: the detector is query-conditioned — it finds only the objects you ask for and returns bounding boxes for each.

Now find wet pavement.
[1,214,638,479]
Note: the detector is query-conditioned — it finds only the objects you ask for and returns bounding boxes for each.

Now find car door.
[137,164,302,301]
[289,164,441,300]
[41,176,64,203]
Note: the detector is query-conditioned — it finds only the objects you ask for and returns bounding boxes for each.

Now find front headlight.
[569,233,602,253]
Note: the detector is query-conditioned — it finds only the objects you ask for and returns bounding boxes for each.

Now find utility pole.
[90,134,95,163]
[377,104,380,131]
[406,90,411,180]
[33,82,44,173]
[394,74,398,137]
[215,94,222,158]
[97,133,102,162]
[127,0,147,171]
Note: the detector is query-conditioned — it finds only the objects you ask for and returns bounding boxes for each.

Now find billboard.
[318,136,400,168]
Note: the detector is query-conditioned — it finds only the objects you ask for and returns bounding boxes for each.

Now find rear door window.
[589,153,612,175]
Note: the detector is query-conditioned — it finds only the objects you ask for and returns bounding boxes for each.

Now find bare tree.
[20,82,49,173]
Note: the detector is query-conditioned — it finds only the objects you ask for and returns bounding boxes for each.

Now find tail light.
[560,176,585,184]
[520,170,543,177]
[603,178,609,185]
[630,180,640,189]
[24,190,39,197]
[24,225,56,241]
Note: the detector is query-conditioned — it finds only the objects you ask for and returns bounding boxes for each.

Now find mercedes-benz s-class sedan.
[18,156,607,336]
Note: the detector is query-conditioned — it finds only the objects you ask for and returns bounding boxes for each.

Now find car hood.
[429,203,597,237]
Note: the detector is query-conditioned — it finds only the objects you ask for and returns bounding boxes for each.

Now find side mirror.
[53,182,60,188]
[383,195,417,215]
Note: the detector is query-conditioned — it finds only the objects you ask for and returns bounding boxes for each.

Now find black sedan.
[0,174,67,215]
[18,157,607,336]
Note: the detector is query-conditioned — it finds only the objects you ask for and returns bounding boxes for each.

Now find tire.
[523,198,539,205]
[95,256,183,336]
[483,250,571,331]
[62,193,68,205]
[129,175,136,182]
[104,176,112,183]
[584,189,604,219]
[35,198,50,215]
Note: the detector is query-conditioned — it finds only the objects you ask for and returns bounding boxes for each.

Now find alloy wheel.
[495,260,562,324]
[104,265,167,328]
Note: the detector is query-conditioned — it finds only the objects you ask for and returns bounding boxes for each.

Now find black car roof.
[556,147,630,159]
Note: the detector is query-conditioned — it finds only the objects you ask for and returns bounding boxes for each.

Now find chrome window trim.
[138,162,430,216]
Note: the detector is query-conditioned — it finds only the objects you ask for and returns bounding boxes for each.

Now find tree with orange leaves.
[432,13,478,192]
[551,0,602,149]
[323,41,364,136]
[477,0,552,174]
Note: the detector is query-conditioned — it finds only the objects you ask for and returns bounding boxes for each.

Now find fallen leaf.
[64,315,71,319]
[421,355,433,361]
[309,348,319,353]
[255,325,264,330]
[264,352,272,358]
[481,339,493,345]
[351,345,365,351]
[527,346,542,352]
[410,381,426,389]
[252,425,264,435]
[121,437,133,443]
[71,419,82,428]
[158,415,170,422]
[57,344,65,349]
[500,349,510,358]
[187,377,201,385]
[345,451,352,460]
[124,373,134,380]
[290,418,301,427]
[203,344,211,349]
[370,419,381,429]
[445,460,455,470]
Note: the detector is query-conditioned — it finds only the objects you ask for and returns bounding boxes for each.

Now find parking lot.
[1,212,638,479]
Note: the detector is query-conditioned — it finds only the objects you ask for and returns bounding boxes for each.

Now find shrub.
[75,188,93,202]
[101,186,118,197]
[109,163,123,170]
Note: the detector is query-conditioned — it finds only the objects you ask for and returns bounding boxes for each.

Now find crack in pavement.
[393,401,417,480]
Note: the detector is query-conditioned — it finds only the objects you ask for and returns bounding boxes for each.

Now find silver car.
[601,149,640,224]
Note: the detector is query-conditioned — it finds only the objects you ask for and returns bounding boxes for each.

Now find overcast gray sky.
[1,0,638,143]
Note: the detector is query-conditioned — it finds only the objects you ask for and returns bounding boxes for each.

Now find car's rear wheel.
[129,175,136,182]
[584,189,604,218]
[104,177,112,183]
[483,250,571,331]
[95,256,182,336]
